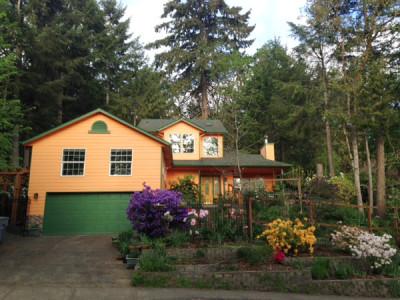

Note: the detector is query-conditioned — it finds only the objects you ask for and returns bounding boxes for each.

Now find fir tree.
[148,0,254,118]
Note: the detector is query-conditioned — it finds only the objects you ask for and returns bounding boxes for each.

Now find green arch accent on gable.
[89,120,110,134]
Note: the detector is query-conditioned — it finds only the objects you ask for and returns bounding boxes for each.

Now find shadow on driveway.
[0,234,131,287]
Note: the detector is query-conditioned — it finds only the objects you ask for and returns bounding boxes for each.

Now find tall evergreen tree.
[289,0,336,177]
[0,0,23,170]
[238,41,324,169]
[148,0,254,119]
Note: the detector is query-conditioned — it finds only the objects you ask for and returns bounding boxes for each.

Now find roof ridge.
[23,108,170,146]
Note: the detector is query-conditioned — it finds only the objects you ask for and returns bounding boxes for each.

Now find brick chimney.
[260,135,275,160]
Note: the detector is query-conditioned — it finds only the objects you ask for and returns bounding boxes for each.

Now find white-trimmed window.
[203,137,218,156]
[62,149,86,176]
[169,134,194,153]
[110,149,132,176]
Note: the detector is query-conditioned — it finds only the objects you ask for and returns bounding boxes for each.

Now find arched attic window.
[89,120,110,134]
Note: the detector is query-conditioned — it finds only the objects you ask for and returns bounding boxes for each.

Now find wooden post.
[309,200,315,225]
[11,172,22,225]
[316,164,324,179]
[393,206,399,244]
[368,205,372,232]
[247,196,253,241]
[297,178,303,214]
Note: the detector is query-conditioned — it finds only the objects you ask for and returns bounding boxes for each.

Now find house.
[23,109,289,235]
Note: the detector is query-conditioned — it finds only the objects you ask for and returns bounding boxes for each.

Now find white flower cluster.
[350,232,397,269]
[331,225,364,249]
[331,226,397,270]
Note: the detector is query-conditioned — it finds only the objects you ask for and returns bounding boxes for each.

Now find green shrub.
[139,244,174,272]
[311,258,331,280]
[311,258,361,280]
[328,175,355,203]
[333,262,356,279]
[194,249,206,259]
[237,245,273,265]
[256,205,285,222]
[170,176,199,206]
[316,206,367,226]
[164,230,190,248]
[383,254,400,277]
[132,272,169,287]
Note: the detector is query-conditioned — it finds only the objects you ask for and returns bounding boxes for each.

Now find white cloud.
[121,0,306,59]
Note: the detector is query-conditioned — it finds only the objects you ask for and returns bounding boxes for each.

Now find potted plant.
[0,216,9,243]
[28,223,41,237]
[126,249,141,269]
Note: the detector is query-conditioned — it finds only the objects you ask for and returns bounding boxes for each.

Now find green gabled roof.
[173,151,291,168]
[23,108,170,146]
[138,118,228,134]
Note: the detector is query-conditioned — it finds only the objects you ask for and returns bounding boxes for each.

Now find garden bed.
[131,246,400,297]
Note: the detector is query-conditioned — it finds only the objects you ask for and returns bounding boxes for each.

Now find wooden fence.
[0,169,30,227]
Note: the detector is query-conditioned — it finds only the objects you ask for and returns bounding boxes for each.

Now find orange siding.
[27,113,163,217]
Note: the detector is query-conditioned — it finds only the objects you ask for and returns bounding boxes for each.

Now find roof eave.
[22,108,171,147]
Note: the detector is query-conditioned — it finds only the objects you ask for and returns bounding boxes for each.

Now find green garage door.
[43,193,132,235]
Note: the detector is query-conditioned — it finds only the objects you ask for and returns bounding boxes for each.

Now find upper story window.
[110,149,132,176]
[169,134,194,153]
[62,149,85,176]
[203,136,218,157]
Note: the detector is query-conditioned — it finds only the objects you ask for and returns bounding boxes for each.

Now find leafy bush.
[383,254,400,277]
[333,262,357,279]
[328,175,355,203]
[170,176,200,206]
[132,272,169,287]
[311,258,331,279]
[237,245,273,265]
[311,258,358,280]
[164,230,190,248]
[317,206,367,226]
[116,229,134,256]
[257,218,317,255]
[331,226,398,271]
[256,205,285,222]
[139,244,174,272]
[127,185,188,238]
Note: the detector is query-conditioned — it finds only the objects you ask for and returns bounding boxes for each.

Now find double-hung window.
[170,134,194,153]
[203,137,218,157]
[110,149,132,176]
[62,149,86,176]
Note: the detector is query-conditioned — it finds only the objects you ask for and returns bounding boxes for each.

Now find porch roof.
[173,151,291,168]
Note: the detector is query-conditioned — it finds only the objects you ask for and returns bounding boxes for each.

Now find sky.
[121,0,307,59]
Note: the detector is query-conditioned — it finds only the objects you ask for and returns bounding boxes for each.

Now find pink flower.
[274,250,285,264]
[188,209,198,217]
[190,218,197,226]
[199,209,209,219]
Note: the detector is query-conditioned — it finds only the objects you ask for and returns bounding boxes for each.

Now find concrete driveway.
[0,234,131,288]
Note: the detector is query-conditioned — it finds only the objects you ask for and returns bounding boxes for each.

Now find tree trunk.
[376,134,386,217]
[56,95,63,124]
[351,129,363,214]
[106,90,110,106]
[321,64,334,177]
[200,73,209,119]
[325,120,335,177]
[365,136,373,214]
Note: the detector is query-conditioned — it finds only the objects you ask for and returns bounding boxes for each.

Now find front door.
[200,176,220,204]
